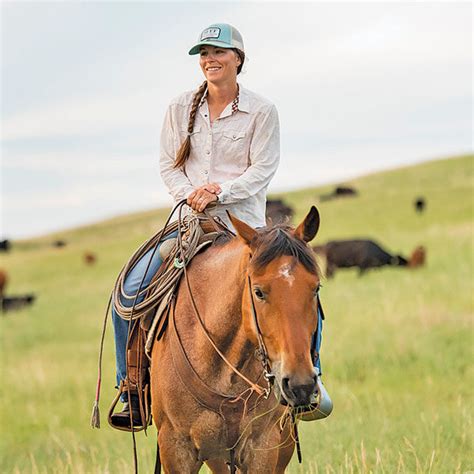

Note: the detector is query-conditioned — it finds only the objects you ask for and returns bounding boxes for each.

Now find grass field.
[1,154,472,473]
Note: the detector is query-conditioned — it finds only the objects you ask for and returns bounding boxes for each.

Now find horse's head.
[229,206,322,407]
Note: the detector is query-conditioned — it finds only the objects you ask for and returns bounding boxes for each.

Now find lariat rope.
[90,200,187,431]
[91,200,269,432]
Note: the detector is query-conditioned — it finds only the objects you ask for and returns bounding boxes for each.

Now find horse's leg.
[154,437,161,474]
[205,459,230,473]
[241,424,295,474]
[275,437,295,473]
[158,428,202,474]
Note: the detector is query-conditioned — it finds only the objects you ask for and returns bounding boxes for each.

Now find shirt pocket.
[179,126,203,156]
[179,126,202,140]
[218,130,249,177]
[223,130,246,145]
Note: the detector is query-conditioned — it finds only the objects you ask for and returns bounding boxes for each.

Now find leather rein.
[174,203,273,400]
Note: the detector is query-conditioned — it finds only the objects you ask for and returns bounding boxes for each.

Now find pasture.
[1,154,472,473]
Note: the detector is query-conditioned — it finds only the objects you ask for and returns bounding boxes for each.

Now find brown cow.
[0,270,7,297]
[84,252,97,266]
[408,246,426,268]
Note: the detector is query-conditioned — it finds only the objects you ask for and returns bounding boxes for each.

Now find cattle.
[84,252,97,266]
[0,270,7,297]
[319,186,358,202]
[0,240,11,252]
[414,197,426,214]
[314,239,408,278]
[52,240,67,248]
[266,199,294,225]
[408,246,426,268]
[1,294,36,313]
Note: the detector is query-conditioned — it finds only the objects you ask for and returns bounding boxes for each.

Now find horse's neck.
[178,239,261,390]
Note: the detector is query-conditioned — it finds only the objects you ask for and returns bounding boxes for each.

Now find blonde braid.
[174,81,208,169]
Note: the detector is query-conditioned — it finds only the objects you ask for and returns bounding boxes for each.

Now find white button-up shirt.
[159,84,280,229]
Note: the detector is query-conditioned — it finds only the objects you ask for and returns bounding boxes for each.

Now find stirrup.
[107,381,151,432]
[297,376,333,422]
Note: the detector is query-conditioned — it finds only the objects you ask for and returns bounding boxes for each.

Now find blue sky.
[1,1,472,238]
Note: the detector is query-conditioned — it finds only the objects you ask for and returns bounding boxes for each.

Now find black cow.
[266,199,294,225]
[0,240,11,252]
[319,186,358,202]
[1,294,36,313]
[314,239,408,277]
[414,197,426,214]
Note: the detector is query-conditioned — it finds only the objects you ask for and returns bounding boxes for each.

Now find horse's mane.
[252,225,320,276]
[210,224,320,276]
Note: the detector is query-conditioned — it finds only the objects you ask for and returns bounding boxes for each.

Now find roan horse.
[151,206,323,473]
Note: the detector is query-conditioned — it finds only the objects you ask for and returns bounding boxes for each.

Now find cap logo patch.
[201,27,221,41]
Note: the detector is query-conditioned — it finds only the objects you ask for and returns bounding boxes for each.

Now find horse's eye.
[254,288,265,300]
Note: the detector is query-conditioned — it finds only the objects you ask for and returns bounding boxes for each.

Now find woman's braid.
[174,81,207,169]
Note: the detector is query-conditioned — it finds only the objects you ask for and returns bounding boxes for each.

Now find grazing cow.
[84,252,97,265]
[265,199,294,225]
[320,186,358,202]
[1,294,36,313]
[414,197,426,214]
[0,240,11,252]
[0,270,7,297]
[408,246,426,268]
[314,239,408,277]
[52,240,67,248]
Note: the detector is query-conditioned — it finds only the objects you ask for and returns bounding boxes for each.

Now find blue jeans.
[313,308,324,375]
[112,232,178,390]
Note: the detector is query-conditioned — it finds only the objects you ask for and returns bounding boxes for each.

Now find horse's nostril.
[282,377,290,392]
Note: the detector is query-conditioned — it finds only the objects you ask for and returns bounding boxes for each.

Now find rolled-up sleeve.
[218,104,280,205]
[159,105,195,201]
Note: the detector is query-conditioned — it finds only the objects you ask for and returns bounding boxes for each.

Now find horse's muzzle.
[281,375,317,407]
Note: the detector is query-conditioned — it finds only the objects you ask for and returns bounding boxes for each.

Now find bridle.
[247,274,324,393]
[247,274,275,388]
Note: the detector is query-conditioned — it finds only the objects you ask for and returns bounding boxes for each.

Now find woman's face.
[199,45,241,84]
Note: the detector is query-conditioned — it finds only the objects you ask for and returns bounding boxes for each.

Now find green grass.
[1,154,472,473]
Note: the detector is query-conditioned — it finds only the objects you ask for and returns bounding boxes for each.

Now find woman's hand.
[187,186,219,212]
[201,183,222,195]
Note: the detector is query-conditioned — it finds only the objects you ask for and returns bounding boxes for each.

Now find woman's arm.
[159,105,195,201]
[217,104,280,205]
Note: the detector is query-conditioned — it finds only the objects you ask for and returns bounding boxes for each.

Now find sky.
[1,1,472,238]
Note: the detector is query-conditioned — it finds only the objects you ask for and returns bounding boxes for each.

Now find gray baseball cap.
[188,23,244,55]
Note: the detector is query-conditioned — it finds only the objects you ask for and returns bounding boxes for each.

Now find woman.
[110,23,330,428]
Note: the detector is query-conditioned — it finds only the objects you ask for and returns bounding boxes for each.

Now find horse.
[151,206,323,473]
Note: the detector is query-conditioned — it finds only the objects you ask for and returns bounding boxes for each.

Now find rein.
[247,275,275,385]
[175,203,271,398]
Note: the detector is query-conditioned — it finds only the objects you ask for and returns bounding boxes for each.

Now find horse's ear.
[227,212,257,246]
[294,206,320,242]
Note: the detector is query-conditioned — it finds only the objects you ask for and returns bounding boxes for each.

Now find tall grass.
[1,155,472,472]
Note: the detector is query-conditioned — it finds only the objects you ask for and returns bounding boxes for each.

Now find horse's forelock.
[251,225,320,276]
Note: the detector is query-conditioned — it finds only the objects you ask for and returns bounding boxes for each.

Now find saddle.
[108,212,233,431]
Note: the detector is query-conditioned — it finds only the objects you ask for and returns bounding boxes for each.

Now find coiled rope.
[113,211,204,322]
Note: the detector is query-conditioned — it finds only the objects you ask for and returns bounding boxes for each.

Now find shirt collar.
[237,84,250,113]
[198,82,249,115]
